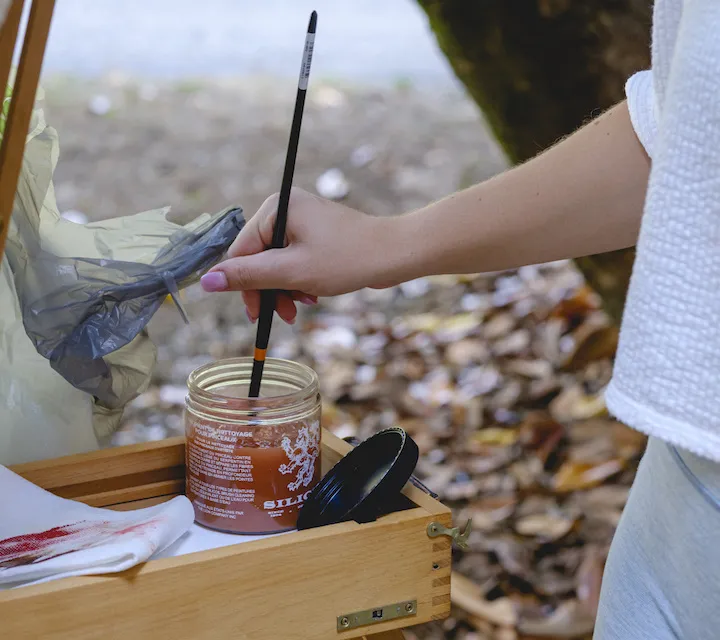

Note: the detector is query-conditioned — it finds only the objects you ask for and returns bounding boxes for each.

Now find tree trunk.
[416,0,652,325]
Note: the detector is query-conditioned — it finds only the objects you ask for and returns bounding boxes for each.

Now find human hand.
[201,188,400,324]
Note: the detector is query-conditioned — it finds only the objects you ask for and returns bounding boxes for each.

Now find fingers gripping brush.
[249,11,316,398]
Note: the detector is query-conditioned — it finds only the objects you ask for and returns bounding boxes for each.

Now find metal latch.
[427,519,472,549]
[337,600,417,631]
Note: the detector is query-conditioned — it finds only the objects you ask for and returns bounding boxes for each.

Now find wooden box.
[1,430,452,639]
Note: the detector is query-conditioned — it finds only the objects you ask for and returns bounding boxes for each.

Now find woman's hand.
[201,188,399,324]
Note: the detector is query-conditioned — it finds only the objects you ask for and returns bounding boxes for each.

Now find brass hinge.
[337,600,417,632]
[427,519,472,550]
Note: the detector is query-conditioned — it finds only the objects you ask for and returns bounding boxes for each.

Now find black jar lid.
[296,427,419,530]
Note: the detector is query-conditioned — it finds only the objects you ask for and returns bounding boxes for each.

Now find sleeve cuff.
[625,69,658,158]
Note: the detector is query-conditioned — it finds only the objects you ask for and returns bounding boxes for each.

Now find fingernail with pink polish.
[246,308,256,324]
[298,295,318,305]
[200,272,228,292]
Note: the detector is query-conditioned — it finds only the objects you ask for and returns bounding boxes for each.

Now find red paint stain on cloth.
[0,517,164,569]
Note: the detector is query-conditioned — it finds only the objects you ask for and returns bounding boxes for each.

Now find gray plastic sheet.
[0,95,243,464]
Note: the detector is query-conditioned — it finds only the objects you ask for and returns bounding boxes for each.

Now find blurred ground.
[41,76,640,640]
[41,0,458,88]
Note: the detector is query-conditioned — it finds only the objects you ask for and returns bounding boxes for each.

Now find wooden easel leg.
[0,0,25,94]
[0,0,55,262]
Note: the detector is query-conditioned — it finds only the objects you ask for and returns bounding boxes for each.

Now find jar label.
[186,421,321,534]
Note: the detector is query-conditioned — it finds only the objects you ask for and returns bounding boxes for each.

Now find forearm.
[384,100,650,280]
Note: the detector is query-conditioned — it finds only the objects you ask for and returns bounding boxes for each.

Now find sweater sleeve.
[625,69,658,158]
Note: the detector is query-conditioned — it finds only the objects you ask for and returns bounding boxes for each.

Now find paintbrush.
[249,10,317,397]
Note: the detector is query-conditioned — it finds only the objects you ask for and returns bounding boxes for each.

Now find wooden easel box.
[0,429,452,640]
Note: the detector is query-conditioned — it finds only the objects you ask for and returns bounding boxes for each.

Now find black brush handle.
[249,11,316,398]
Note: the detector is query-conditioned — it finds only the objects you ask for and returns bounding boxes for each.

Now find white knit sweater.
[607,0,720,461]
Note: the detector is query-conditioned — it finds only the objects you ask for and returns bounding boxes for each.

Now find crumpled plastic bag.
[0,93,243,465]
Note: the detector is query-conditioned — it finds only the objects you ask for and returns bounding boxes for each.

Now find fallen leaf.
[527,377,563,401]
[319,360,356,400]
[445,480,481,501]
[434,313,483,343]
[459,365,503,396]
[550,385,607,422]
[466,495,518,531]
[466,449,518,475]
[493,329,532,357]
[491,381,524,410]
[575,485,630,510]
[483,313,516,340]
[475,472,519,495]
[532,571,579,598]
[533,317,565,364]
[447,339,491,367]
[512,458,546,491]
[473,427,520,447]
[514,495,557,517]
[454,396,485,431]
[550,285,601,323]
[515,513,576,541]
[566,437,616,464]
[519,416,565,464]
[504,359,554,379]
[518,599,595,638]
[483,536,532,578]
[418,464,456,497]
[452,572,518,627]
[562,314,618,371]
[396,352,429,381]
[553,459,625,492]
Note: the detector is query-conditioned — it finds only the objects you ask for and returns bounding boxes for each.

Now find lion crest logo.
[279,421,320,491]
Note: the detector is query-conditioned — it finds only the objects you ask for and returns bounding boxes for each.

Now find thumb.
[228,196,278,259]
[201,249,296,292]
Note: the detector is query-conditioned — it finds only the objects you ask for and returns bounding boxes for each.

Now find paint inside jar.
[185,358,321,534]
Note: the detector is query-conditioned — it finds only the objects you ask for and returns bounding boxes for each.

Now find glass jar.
[185,357,321,534]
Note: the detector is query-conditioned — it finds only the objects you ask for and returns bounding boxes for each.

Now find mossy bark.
[417,0,652,324]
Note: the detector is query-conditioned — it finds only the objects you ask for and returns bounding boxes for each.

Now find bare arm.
[385,100,649,282]
[206,100,650,323]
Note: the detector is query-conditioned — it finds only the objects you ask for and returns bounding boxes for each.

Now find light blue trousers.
[594,437,720,639]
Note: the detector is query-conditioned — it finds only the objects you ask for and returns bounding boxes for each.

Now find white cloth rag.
[0,465,194,589]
